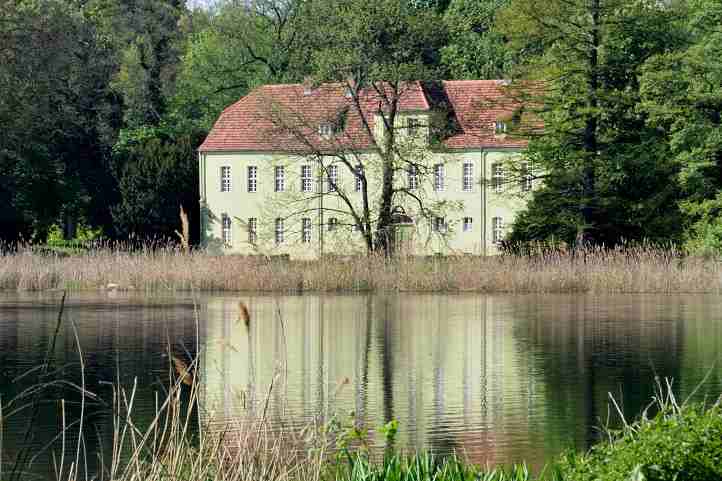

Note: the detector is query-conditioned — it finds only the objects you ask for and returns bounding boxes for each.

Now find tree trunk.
[374,98,398,257]
[580,0,600,245]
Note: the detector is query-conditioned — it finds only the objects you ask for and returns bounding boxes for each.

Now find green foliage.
[441,0,516,79]
[306,0,447,84]
[681,194,722,256]
[46,223,102,248]
[0,0,117,241]
[639,0,722,253]
[559,404,722,481]
[330,452,533,481]
[500,0,688,245]
[325,402,722,481]
[111,126,203,241]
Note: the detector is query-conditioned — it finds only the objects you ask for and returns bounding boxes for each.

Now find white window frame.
[275,166,285,192]
[407,164,418,190]
[247,217,258,244]
[432,216,447,233]
[327,217,338,231]
[492,163,505,193]
[301,217,312,243]
[220,166,232,192]
[318,122,333,138]
[275,218,284,244]
[327,164,338,192]
[247,165,257,193]
[355,164,364,192]
[463,217,473,232]
[301,165,313,193]
[221,214,232,245]
[492,217,505,244]
[248,217,257,244]
[495,120,507,135]
[433,163,444,192]
[462,162,474,192]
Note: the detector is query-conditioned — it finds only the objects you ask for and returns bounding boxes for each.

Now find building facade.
[198,80,533,258]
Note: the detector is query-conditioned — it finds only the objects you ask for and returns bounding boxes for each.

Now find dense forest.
[1,0,720,252]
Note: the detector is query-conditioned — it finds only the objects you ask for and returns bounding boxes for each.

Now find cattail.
[239,301,251,329]
[171,355,194,386]
[175,204,190,254]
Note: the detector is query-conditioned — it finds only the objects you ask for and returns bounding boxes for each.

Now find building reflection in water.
[202,294,720,468]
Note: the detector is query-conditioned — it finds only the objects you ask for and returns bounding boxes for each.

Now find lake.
[1,292,721,479]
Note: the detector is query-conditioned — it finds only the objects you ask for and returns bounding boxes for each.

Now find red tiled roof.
[198,80,528,152]
[441,80,528,149]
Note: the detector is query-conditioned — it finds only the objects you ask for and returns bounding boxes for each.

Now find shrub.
[558,403,722,481]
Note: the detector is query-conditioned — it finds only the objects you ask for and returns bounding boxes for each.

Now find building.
[198,80,534,258]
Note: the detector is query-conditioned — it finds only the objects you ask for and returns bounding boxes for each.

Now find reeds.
[0,243,720,293]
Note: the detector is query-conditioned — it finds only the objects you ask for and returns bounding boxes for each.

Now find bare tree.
[245,0,454,256]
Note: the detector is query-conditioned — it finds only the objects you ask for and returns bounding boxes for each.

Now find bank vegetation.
[0,244,719,294]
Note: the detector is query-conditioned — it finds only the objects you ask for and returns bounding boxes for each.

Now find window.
[327,164,338,191]
[433,163,444,191]
[328,217,338,231]
[318,122,333,138]
[495,120,507,135]
[432,217,447,233]
[407,164,418,190]
[463,217,473,232]
[248,217,257,244]
[491,163,505,193]
[221,214,232,245]
[220,166,232,192]
[520,162,532,192]
[462,162,474,192]
[492,217,505,244]
[247,166,257,192]
[302,217,312,243]
[275,218,284,244]
[275,166,285,192]
[355,164,364,192]
[301,165,313,192]
[407,117,420,136]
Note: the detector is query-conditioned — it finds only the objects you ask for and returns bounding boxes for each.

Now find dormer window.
[318,122,334,138]
[495,120,507,135]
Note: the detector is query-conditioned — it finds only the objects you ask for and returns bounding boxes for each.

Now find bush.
[558,403,722,481]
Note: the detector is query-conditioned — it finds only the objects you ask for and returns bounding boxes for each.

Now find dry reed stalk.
[174,205,190,255]
[239,302,251,329]
[171,356,194,387]
[1,244,721,294]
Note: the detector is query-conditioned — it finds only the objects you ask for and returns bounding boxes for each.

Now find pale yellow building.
[198,80,534,258]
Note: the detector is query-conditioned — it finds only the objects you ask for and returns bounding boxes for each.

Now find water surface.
[1,292,721,478]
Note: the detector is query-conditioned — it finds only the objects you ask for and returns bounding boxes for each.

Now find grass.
[0,243,720,293]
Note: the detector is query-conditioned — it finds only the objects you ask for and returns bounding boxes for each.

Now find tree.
[0,0,117,241]
[86,0,190,128]
[441,0,516,80]
[110,127,203,242]
[254,0,453,255]
[498,0,687,246]
[639,0,722,253]
[173,0,319,131]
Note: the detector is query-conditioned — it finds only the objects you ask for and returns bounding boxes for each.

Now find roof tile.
[199,80,528,152]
